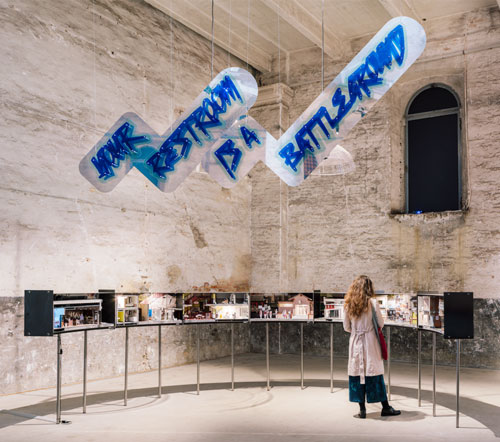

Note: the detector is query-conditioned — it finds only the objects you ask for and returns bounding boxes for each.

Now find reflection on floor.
[1,353,499,442]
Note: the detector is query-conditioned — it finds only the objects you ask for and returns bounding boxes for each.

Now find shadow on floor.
[1,380,499,437]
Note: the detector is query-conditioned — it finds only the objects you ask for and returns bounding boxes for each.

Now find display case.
[374,293,416,326]
[53,298,101,329]
[277,293,314,320]
[316,293,345,320]
[250,293,314,320]
[24,290,115,336]
[139,293,183,323]
[209,293,249,320]
[116,294,140,325]
[417,292,444,332]
[250,293,279,319]
[183,293,213,321]
[323,297,345,320]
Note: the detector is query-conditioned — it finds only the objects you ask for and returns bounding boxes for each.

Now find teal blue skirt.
[349,375,388,403]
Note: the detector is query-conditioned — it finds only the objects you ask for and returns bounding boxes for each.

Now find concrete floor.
[1,353,500,442]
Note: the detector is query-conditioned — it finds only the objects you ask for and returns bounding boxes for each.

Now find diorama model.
[417,293,444,330]
[139,293,181,322]
[374,293,417,325]
[183,293,213,320]
[250,294,277,319]
[53,296,102,329]
[277,294,313,319]
[323,298,345,320]
[116,294,140,324]
[209,293,249,320]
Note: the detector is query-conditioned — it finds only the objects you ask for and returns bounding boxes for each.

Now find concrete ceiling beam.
[146,0,273,72]
[377,0,422,22]
[260,0,348,61]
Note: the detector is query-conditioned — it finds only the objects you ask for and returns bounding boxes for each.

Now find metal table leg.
[158,325,162,398]
[278,322,281,354]
[418,329,421,407]
[266,322,270,391]
[197,324,200,395]
[433,332,436,417]
[231,322,235,391]
[83,330,87,413]
[456,340,461,428]
[387,326,391,400]
[300,322,304,389]
[56,334,62,424]
[124,327,129,406]
[330,322,334,393]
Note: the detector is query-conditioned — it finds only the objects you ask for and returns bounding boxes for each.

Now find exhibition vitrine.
[24,289,473,426]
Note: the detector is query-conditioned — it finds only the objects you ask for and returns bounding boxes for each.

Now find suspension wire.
[170,0,174,128]
[463,17,471,209]
[246,0,250,72]
[278,1,282,137]
[321,0,325,90]
[278,1,284,294]
[211,0,214,79]
[227,0,232,67]
[92,0,96,130]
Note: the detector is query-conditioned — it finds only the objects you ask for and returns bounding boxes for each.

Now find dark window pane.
[408,87,458,114]
[408,113,459,213]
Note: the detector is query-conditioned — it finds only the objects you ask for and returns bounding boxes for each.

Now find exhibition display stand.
[24,290,473,427]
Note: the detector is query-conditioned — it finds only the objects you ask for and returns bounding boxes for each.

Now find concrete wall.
[2,1,500,394]
[252,7,500,299]
[0,0,253,394]
[250,8,500,367]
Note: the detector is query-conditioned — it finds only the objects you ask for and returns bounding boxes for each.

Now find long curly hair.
[344,275,375,319]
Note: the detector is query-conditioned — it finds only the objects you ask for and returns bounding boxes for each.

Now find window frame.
[404,83,462,214]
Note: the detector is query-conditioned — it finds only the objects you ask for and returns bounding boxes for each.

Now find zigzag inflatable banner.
[80,17,426,192]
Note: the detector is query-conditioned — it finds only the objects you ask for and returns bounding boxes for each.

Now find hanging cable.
[92,0,96,130]
[246,0,250,72]
[278,1,282,137]
[321,0,325,91]
[211,0,215,79]
[227,0,232,67]
[278,0,282,291]
[463,16,471,210]
[170,0,174,129]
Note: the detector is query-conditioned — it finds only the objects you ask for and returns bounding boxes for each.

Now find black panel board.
[444,292,474,339]
[24,290,53,337]
[99,290,116,326]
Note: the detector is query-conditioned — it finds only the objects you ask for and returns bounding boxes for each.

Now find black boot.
[381,400,401,416]
[357,402,366,419]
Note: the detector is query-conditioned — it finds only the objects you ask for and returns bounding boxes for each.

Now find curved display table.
[52,318,457,427]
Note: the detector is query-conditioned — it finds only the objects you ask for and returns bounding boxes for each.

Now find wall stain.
[167,264,182,284]
[189,222,208,248]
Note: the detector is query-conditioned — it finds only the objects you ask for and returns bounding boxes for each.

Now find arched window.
[406,85,461,213]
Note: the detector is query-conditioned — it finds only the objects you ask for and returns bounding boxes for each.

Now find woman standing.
[343,275,401,418]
